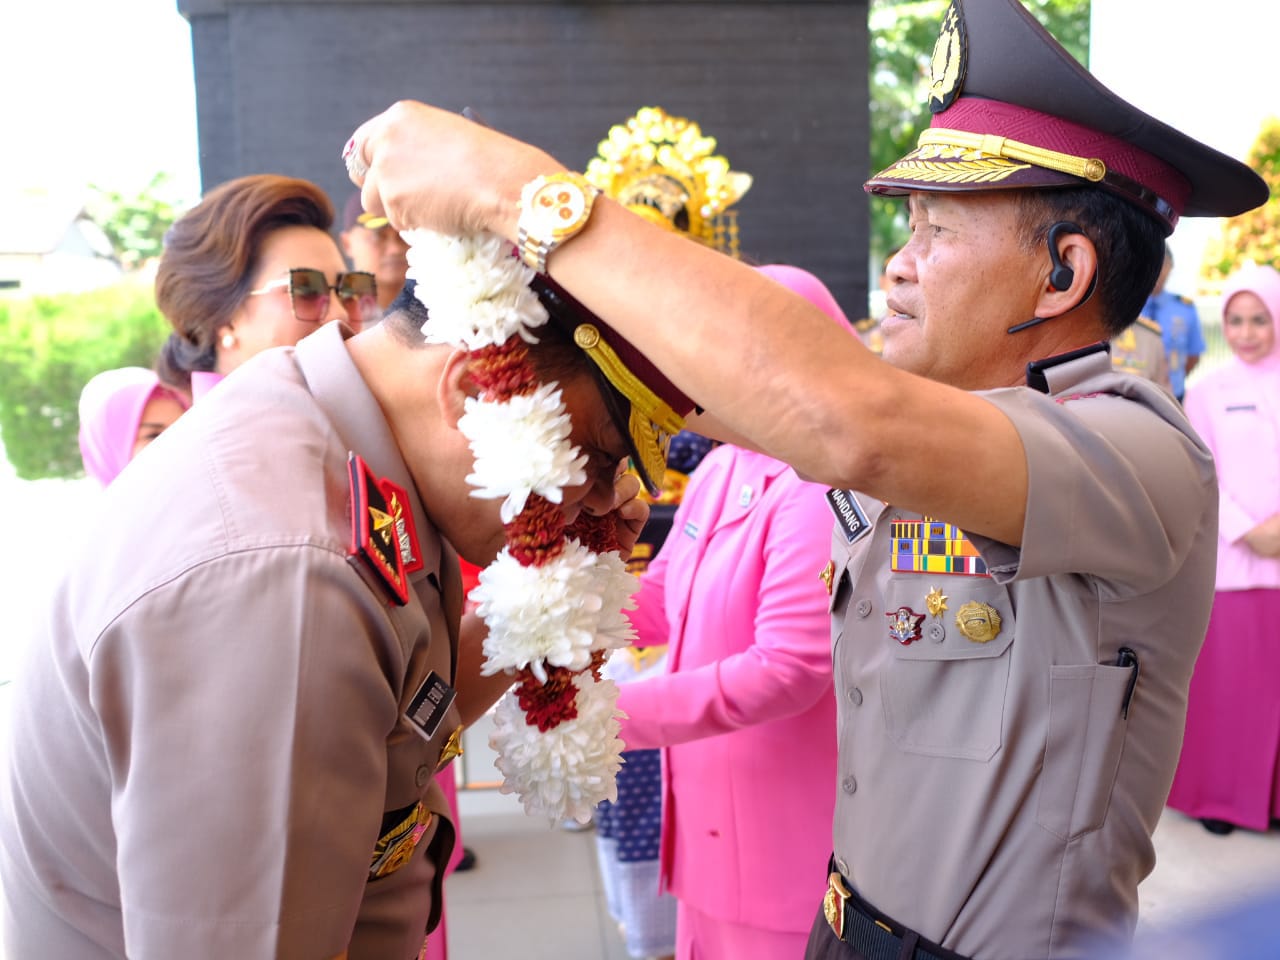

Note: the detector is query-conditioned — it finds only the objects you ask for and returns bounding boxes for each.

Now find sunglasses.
[248,268,377,324]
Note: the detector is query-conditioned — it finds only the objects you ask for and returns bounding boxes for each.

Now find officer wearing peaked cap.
[344,0,1268,955]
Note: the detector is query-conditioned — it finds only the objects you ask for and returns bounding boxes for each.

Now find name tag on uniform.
[826,488,871,544]
[406,671,456,742]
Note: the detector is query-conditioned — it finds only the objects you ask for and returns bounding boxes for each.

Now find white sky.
[2,0,201,204]
[1,0,1273,292]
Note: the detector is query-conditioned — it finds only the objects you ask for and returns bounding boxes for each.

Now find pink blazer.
[616,444,838,933]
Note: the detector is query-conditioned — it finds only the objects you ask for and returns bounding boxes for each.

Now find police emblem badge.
[348,453,423,605]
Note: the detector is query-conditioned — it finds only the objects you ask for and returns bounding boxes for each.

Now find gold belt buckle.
[824,871,851,940]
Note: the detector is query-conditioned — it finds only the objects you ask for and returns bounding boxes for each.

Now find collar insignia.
[348,453,420,605]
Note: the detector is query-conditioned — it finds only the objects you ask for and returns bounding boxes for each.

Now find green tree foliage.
[868,0,1091,264]
[0,280,170,479]
[85,173,186,270]
[1201,116,1280,291]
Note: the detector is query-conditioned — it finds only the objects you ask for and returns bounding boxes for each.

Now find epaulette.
[1135,315,1163,335]
[348,453,423,605]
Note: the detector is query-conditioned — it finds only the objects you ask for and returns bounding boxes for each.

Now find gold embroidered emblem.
[955,600,1002,643]
[879,153,1032,186]
[925,586,949,618]
[928,1,967,113]
[369,801,432,880]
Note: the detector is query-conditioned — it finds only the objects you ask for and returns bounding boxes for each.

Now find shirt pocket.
[880,578,1015,761]
[1035,662,1131,841]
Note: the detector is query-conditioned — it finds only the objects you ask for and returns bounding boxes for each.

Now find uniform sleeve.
[91,545,402,959]
[616,476,834,750]
[975,388,1216,596]
[1185,379,1257,544]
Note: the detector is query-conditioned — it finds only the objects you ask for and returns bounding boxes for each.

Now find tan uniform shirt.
[1111,316,1172,396]
[1,323,462,959]
[827,346,1216,959]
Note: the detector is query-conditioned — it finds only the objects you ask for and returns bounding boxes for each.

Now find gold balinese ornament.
[585,106,752,257]
[955,600,1002,643]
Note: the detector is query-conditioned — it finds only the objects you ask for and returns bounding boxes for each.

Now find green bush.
[0,278,170,479]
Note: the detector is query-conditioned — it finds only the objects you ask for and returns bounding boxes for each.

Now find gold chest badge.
[955,600,1002,643]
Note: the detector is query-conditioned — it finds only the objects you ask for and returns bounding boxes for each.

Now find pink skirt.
[1167,588,1280,830]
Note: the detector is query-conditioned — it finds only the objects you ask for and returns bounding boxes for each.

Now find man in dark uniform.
[339,1,1268,956]
[1144,243,1205,402]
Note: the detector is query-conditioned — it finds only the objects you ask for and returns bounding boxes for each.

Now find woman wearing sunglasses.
[156,173,376,402]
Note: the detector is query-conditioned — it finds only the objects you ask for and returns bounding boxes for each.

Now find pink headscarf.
[1221,263,1280,369]
[77,367,186,487]
[754,263,851,327]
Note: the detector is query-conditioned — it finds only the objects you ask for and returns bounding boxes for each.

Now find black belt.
[824,859,969,960]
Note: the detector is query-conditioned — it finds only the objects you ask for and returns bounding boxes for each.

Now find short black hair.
[1014,188,1165,338]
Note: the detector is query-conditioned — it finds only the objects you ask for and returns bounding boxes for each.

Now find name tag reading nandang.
[826,488,872,544]
[406,671,457,742]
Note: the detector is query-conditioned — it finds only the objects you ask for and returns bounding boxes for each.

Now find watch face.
[531,179,590,239]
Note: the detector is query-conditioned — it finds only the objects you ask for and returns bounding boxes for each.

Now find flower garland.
[403,229,635,823]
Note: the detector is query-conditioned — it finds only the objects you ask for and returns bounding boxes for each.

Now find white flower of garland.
[404,229,549,349]
[407,227,634,823]
[473,540,637,682]
[458,383,588,522]
[489,673,626,824]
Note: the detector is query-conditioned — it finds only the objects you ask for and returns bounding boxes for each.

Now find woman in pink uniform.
[616,264,850,959]
[1168,264,1280,835]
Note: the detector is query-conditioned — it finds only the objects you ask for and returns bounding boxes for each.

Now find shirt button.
[855,599,872,618]
[415,764,431,787]
[842,776,858,795]
[927,622,946,643]
[847,687,864,706]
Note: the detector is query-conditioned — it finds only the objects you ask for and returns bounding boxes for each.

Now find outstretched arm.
[349,102,1029,545]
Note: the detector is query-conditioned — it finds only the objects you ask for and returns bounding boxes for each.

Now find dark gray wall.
[177,0,869,317]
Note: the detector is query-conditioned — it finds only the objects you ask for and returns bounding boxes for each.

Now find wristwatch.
[516,171,600,274]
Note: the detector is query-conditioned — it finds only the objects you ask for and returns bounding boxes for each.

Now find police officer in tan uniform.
[338,1,1269,955]
[1111,313,1173,394]
[0,276,688,958]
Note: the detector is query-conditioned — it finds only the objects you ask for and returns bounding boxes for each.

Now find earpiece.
[1006,221,1092,335]
[1046,221,1083,291]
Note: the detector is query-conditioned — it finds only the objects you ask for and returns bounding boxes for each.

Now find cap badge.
[928,0,967,113]
[925,586,949,618]
[887,606,926,645]
[955,600,1002,643]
